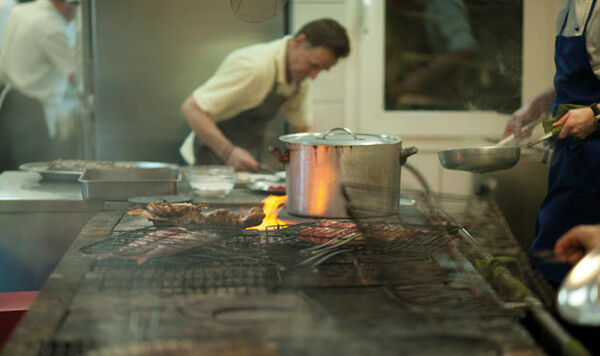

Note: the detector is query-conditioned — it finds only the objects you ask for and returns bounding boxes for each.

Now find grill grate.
[77,214,467,296]
[76,192,550,313]
[343,183,556,308]
[5,195,550,355]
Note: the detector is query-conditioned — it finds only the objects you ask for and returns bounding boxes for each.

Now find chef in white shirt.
[0,0,17,52]
[0,0,79,171]
[179,18,350,172]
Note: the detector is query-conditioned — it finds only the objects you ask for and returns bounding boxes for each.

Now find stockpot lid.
[279,127,401,146]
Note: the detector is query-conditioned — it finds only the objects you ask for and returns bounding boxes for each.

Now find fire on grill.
[127,196,297,231]
[247,195,295,230]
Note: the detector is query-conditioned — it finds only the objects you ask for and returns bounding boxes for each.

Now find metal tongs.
[525,131,554,148]
[497,118,545,147]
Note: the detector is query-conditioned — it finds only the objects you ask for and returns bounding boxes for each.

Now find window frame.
[352,0,560,138]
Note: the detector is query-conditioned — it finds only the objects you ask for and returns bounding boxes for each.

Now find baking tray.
[20,160,179,182]
[79,168,180,200]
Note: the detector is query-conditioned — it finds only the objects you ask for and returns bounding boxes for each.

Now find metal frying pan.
[437,132,552,173]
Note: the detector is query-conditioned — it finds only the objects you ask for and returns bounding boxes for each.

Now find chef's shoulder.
[206,41,278,94]
[222,38,283,78]
[8,1,66,38]
[191,40,282,120]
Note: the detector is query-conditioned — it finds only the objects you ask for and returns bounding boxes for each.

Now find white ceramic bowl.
[185,165,236,197]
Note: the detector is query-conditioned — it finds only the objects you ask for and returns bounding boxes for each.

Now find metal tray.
[20,160,179,182]
[79,168,180,200]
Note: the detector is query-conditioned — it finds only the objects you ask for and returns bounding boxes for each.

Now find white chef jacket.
[0,0,17,51]
[179,36,312,164]
[0,0,77,138]
[557,0,600,80]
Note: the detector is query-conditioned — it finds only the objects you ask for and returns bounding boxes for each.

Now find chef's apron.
[194,80,297,165]
[0,87,56,171]
[530,0,600,284]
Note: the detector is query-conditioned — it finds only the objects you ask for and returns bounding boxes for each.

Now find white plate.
[247,180,286,194]
[237,172,282,184]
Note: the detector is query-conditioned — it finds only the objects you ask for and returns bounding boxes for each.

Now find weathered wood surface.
[2,210,123,354]
[1,196,548,355]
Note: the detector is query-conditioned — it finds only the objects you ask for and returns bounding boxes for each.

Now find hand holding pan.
[437,131,554,174]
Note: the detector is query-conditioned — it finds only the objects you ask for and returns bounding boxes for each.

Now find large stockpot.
[270,127,418,218]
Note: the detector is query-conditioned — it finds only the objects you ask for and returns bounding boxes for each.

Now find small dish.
[237,172,282,185]
[184,165,236,197]
[247,180,286,194]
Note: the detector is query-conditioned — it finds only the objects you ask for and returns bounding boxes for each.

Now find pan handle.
[525,132,554,148]
[400,146,418,165]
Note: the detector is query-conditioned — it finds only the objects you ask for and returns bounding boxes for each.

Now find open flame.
[246,195,296,230]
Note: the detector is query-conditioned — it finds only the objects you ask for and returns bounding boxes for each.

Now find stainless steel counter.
[0,171,103,212]
[0,170,271,209]
[0,170,270,292]
[0,171,102,291]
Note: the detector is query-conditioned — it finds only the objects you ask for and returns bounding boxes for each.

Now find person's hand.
[552,107,596,140]
[554,225,600,263]
[503,103,538,140]
[226,146,259,172]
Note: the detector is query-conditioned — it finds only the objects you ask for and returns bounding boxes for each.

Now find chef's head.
[51,0,80,22]
[286,18,350,83]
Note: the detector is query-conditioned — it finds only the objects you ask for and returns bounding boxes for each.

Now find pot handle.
[321,127,361,140]
[400,146,418,165]
[268,146,290,164]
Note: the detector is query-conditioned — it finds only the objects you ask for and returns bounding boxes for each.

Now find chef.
[0,0,79,171]
[179,18,350,172]
[503,0,600,286]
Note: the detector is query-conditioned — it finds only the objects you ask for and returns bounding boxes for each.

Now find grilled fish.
[128,202,265,228]
[91,227,217,264]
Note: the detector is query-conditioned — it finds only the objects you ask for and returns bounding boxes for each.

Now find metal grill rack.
[5,193,552,356]
[343,183,556,308]
[76,210,484,298]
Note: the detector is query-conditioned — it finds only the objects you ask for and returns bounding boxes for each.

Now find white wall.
[291,0,562,194]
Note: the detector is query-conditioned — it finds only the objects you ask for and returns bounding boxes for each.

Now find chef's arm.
[503,88,556,140]
[181,95,259,172]
[43,29,78,83]
[552,103,599,140]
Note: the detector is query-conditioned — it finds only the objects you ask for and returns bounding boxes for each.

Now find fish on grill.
[298,220,442,245]
[90,226,217,264]
[298,220,363,245]
[127,202,265,228]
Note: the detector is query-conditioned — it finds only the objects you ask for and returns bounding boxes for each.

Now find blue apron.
[530,0,600,284]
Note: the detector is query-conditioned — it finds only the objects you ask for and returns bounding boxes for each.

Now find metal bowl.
[437,146,521,173]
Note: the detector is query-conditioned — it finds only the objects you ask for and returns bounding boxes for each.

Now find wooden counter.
[2,192,551,355]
